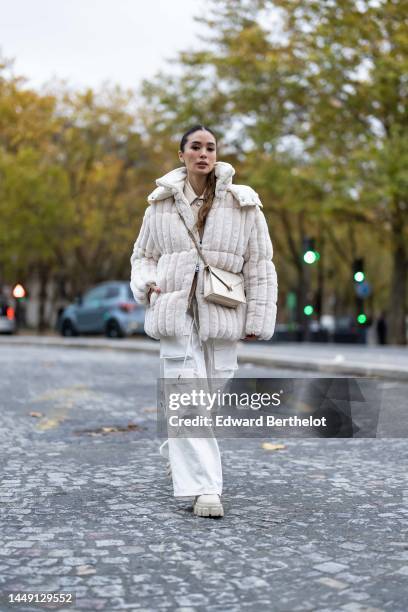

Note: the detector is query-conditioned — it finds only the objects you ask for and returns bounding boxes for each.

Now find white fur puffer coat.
[130,161,278,342]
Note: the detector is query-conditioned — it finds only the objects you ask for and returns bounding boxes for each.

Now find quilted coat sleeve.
[129,206,160,306]
[242,206,278,340]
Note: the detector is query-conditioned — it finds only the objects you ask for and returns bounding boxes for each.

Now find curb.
[236,352,407,381]
[0,336,407,382]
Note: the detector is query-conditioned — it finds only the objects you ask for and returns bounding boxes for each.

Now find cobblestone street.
[0,345,407,611]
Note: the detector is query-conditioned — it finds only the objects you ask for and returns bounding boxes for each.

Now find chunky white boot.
[193,494,224,518]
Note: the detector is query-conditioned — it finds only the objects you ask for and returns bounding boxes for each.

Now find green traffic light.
[357,313,367,324]
[354,271,365,282]
[303,250,317,264]
[304,305,314,316]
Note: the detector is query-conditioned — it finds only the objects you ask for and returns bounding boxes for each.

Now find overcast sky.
[0,0,203,91]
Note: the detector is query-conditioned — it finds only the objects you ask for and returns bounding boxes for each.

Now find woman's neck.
[187,172,208,197]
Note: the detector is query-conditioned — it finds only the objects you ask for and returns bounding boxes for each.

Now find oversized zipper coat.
[129,161,278,342]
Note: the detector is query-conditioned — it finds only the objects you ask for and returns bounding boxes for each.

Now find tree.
[0,57,73,328]
[140,0,407,342]
[54,86,156,297]
[269,0,408,343]
[0,58,155,327]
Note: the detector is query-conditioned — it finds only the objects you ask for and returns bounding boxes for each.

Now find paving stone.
[95,540,126,547]
[314,561,349,574]
[316,577,348,590]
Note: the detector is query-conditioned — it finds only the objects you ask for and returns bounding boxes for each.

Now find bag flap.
[206,266,243,287]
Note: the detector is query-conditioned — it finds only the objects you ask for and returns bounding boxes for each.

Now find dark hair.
[179,124,217,152]
[179,125,218,234]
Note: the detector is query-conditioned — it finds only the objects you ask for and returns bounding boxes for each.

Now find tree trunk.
[388,237,407,345]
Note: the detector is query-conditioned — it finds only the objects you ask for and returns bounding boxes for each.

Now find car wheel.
[61,320,78,337]
[105,319,124,338]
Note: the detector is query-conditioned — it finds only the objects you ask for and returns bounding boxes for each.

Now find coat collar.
[147,161,262,233]
[148,162,236,233]
[152,161,235,198]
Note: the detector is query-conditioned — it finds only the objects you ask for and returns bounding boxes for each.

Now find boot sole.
[193,502,224,518]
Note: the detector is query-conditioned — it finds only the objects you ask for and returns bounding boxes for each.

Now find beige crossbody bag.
[177,210,246,308]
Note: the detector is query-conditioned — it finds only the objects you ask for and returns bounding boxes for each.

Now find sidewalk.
[240,342,407,380]
[1,334,407,380]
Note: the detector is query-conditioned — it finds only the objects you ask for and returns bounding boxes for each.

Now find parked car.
[0,298,17,334]
[58,282,145,338]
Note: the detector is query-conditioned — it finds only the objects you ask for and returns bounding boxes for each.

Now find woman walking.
[130,125,278,518]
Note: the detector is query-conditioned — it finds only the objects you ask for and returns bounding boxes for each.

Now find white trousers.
[159,300,238,497]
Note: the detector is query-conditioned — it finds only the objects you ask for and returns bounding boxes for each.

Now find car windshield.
[82,286,108,303]
[105,286,120,299]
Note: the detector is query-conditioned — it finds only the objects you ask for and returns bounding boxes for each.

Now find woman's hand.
[243,334,258,341]
[147,284,161,304]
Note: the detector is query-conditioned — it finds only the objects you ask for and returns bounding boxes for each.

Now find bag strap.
[176,207,208,266]
[176,207,235,292]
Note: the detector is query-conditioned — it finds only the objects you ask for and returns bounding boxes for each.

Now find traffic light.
[304,304,314,316]
[353,258,365,283]
[12,283,26,299]
[12,283,27,327]
[357,313,367,325]
[302,237,320,264]
[355,292,367,325]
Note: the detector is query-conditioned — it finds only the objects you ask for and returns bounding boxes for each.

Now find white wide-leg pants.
[159,299,238,497]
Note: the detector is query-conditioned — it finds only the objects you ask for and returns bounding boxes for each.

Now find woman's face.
[178,130,217,176]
